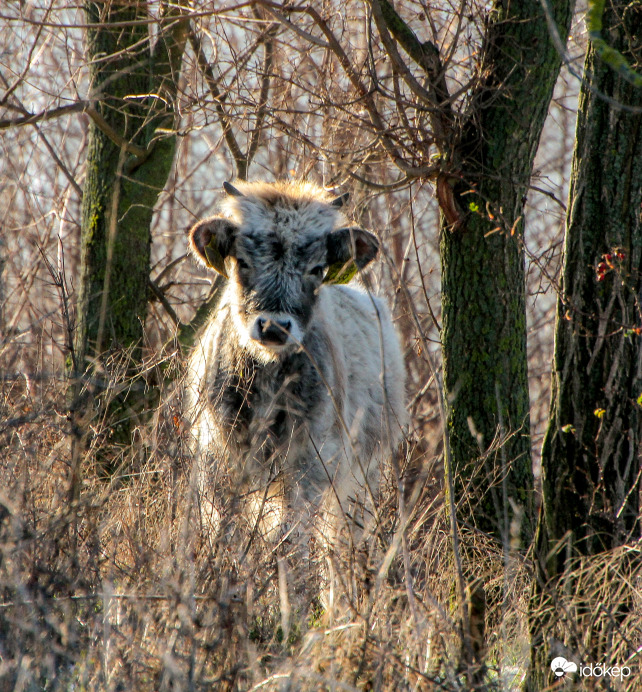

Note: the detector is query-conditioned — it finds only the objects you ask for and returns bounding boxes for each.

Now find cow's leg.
[316,466,384,620]
[315,483,360,618]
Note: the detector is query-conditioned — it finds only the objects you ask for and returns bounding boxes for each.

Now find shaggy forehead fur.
[221,180,347,242]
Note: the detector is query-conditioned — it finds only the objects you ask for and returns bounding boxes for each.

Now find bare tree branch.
[148,277,180,327]
[177,278,225,350]
[0,101,89,131]
[305,5,433,178]
[34,126,84,199]
[253,0,330,48]
[0,4,50,108]
[368,0,453,148]
[246,12,278,176]
[84,105,148,159]
[188,26,247,177]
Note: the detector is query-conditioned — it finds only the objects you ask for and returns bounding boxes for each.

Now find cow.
[183,180,406,601]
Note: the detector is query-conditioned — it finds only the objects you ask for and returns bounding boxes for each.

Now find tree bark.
[73,1,187,455]
[441,0,575,546]
[529,2,642,685]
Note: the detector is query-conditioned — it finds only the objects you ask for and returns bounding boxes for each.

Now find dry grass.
[1,234,640,690]
[2,335,641,692]
[0,351,485,691]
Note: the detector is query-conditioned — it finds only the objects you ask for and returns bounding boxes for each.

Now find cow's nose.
[256,317,291,346]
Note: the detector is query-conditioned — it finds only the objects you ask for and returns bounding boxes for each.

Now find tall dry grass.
[0,300,527,691]
[2,240,640,690]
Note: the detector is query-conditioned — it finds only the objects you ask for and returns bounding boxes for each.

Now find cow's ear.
[324,227,379,284]
[188,216,238,278]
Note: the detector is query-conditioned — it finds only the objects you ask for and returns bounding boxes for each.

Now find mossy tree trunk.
[529,3,642,685]
[73,1,187,458]
[440,0,574,547]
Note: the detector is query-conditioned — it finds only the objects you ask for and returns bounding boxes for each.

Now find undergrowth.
[0,360,639,690]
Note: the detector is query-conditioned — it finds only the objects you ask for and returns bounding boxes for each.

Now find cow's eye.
[236,258,250,270]
[309,265,326,278]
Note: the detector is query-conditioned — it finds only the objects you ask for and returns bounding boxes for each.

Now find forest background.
[1,0,641,690]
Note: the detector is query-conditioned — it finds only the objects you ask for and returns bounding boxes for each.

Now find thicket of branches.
[1,1,640,690]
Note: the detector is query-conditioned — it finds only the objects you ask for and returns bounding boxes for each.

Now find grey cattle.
[183,180,406,554]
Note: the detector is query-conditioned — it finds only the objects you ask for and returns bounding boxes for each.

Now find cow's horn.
[223,181,244,197]
[331,192,349,208]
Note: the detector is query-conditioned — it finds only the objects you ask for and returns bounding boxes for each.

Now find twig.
[153,253,187,285]
[538,0,642,114]
[148,278,181,327]
[33,125,84,199]
[188,27,246,176]
[246,11,278,176]
[369,0,453,145]
[85,105,148,159]
[306,6,433,178]
[36,235,76,374]
[177,278,225,349]
[253,0,330,48]
[0,101,89,131]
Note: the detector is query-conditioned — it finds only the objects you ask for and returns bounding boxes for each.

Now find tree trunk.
[73,1,187,458]
[529,2,642,686]
[441,0,574,546]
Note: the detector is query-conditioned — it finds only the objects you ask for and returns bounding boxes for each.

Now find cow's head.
[189,180,379,362]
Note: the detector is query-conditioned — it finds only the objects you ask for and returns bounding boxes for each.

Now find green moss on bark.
[441,0,574,546]
[73,2,187,456]
[529,4,642,683]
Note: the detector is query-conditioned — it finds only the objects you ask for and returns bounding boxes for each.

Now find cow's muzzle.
[254,316,292,347]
